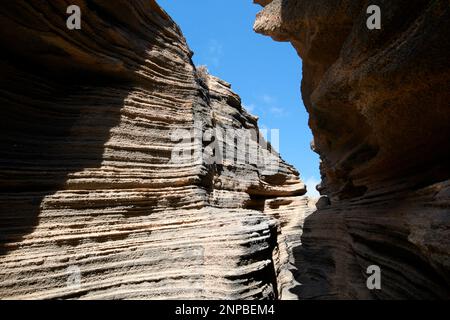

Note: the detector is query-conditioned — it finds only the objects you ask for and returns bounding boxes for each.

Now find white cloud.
[257,94,288,117]
[261,94,275,104]
[207,39,223,67]
[304,176,321,198]
[269,106,286,116]
[243,103,256,113]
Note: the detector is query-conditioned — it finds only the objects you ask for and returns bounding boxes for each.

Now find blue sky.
[158,0,321,196]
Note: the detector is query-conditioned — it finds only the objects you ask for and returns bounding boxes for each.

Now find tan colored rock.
[255,0,450,299]
[0,0,311,299]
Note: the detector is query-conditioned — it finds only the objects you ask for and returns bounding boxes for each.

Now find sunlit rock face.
[255,0,450,299]
[0,0,314,299]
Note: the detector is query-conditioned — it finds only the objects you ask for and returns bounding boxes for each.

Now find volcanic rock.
[255,0,450,299]
[0,0,313,299]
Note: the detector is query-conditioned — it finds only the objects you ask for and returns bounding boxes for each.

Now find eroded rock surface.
[0,1,313,299]
[255,0,450,299]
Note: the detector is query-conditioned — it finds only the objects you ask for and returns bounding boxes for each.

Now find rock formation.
[0,0,313,299]
[255,0,450,299]
[2,0,447,301]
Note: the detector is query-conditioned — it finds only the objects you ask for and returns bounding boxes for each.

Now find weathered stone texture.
[0,1,311,299]
[255,0,450,299]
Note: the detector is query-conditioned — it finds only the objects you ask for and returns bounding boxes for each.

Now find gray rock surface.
[0,0,314,299]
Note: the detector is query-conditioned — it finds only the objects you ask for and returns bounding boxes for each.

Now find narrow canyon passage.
[0,0,449,300]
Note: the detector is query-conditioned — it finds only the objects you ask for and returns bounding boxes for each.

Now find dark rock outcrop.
[0,0,313,299]
[255,0,450,299]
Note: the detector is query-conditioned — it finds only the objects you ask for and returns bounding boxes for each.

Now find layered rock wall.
[255,0,450,299]
[2,0,446,301]
[0,0,312,299]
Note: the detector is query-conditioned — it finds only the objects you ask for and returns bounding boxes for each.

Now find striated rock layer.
[255,0,450,299]
[0,0,313,299]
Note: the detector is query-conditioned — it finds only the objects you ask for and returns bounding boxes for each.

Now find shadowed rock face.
[0,0,313,299]
[255,0,450,299]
